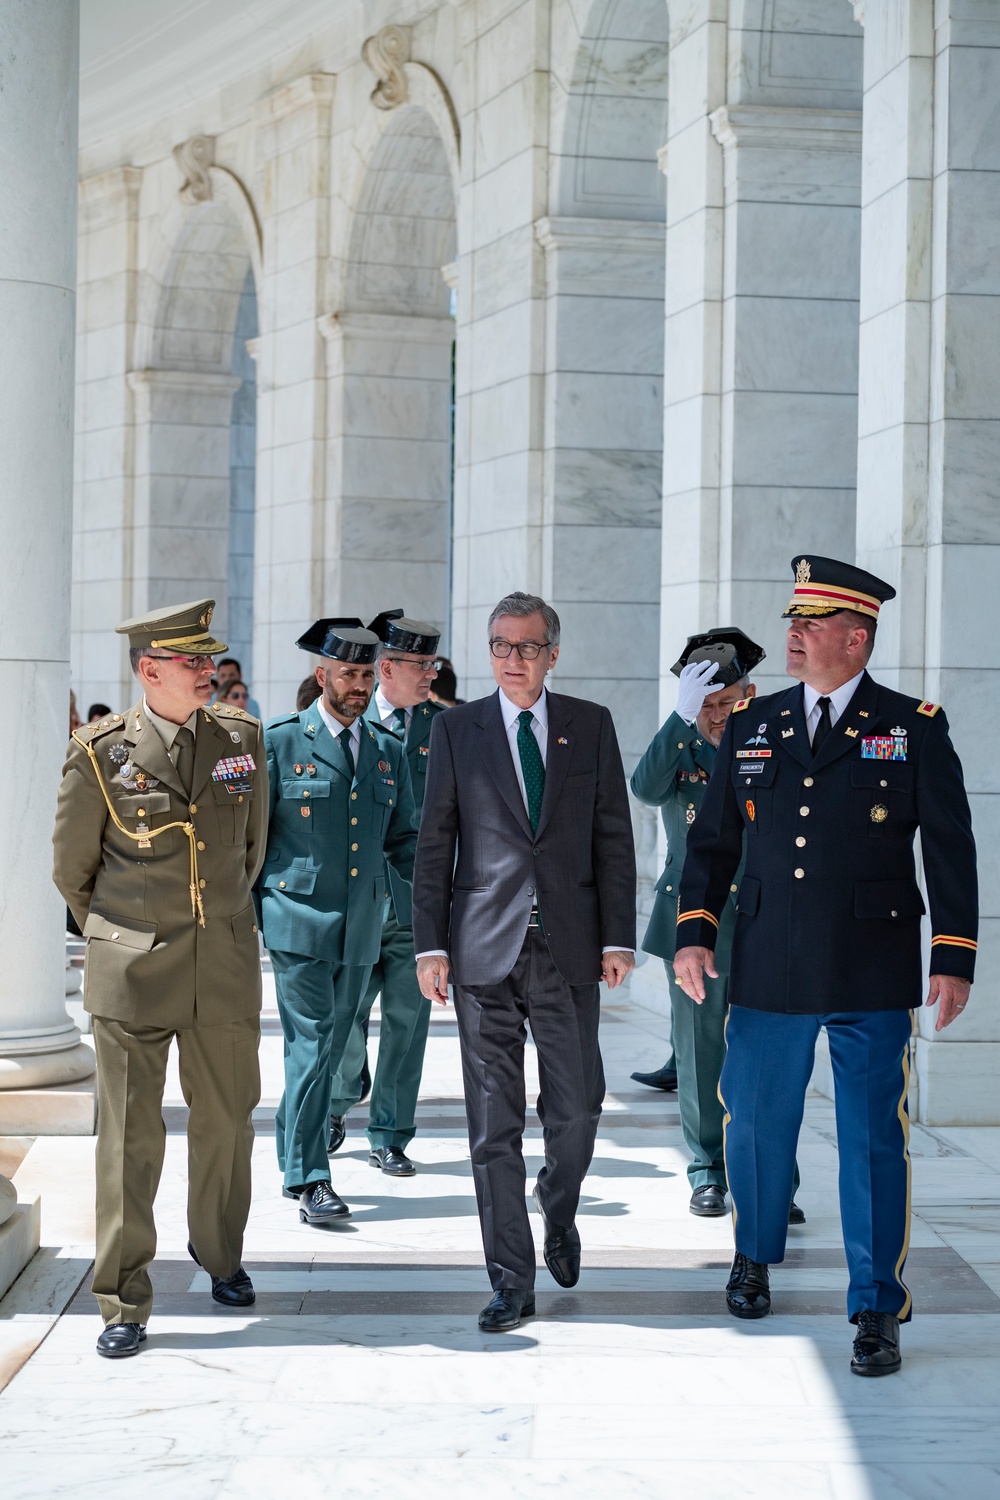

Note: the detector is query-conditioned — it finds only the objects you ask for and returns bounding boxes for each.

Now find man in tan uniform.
[53,600,268,1358]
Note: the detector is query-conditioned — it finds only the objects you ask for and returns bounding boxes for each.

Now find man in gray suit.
[413,591,636,1330]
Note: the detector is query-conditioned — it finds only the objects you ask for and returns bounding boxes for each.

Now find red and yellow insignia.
[745,799,755,821]
[916,701,941,717]
[732,699,751,713]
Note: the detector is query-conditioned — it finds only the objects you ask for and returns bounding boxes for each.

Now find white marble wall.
[855,0,1000,1124]
[227,271,259,682]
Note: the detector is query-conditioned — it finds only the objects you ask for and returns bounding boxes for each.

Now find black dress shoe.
[788,1201,806,1225]
[187,1242,255,1307]
[478,1289,536,1331]
[359,1055,372,1106]
[96,1322,146,1358]
[630,1064,678,1092]
[328,1114,347,1154]
[532,1185,581,1288]
[690,1184,727,1217]
[851,1312,901,1377]
[369,1146,416,1176]
[298,1180,351,1224]
[726,1252,771,1319]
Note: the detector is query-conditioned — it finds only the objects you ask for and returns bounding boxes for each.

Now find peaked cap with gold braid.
[782,555,895,622]
[116,598,228,656]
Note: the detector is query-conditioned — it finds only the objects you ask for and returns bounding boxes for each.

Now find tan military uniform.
[53,677,268,1326]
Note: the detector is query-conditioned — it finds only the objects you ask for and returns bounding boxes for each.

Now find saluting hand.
[925,974,971,1031]
[417,955,451,1006]
[672,945,718,1004]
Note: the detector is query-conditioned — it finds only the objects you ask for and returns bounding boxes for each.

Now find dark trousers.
[453,928,605,1290]
[271,951,371,1191]
[720,1005,914,1322]
[91,1015,260,1326]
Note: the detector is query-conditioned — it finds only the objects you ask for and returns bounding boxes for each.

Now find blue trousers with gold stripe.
[720,1006,914,1323]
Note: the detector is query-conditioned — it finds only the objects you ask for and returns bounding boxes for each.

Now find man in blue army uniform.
[632,630,803,1222]
[53,600,267,1358]
[675,556,978,1377]
[258,619,418,1224]
[327,610,444,1175]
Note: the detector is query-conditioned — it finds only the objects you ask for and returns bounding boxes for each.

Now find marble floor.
[3,972,1000,1498]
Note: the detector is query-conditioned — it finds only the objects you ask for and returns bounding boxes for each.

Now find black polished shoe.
[532,1185,581,1288]
[478,1289,536,1331]
[726,1252,771,1319]
[788,1201,806,1225]
[96,1322,146,1358]
[369,1146,416,1176]
[327,1114,347,1154]
[187,1241,255,1307]
[630,1064,678,1092]
[298,1180,351,1224]
[851,1312,901,1377]
[358,1055,372,1106]
[690,1184,727,1217]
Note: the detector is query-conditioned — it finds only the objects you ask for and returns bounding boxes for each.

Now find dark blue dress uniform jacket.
[676,672,978,1013]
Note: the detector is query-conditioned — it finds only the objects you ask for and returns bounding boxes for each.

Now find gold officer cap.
[115,598,228,656]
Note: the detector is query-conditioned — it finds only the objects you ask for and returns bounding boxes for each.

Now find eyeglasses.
[146,653,214,670]
[383,656,439,672]
[489,638,550,661]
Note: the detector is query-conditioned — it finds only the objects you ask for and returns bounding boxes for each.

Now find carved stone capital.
[361,25,412,110]
[173,135,215,203]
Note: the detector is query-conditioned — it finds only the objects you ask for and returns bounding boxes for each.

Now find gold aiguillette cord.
[73,731,206,926]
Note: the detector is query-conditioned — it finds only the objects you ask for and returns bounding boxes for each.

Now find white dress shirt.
[142,698,198,763]
[802,671,864,745]
[374,684,410,732]
[316,698,362,765]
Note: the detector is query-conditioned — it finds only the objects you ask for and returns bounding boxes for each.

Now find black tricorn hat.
[295,617,379,663]
[368,608,441,656]
[670,627,766,690]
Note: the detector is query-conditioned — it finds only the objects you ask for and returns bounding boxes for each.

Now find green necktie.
[338,726,355,775]
[517,709,545,830]
[392,707,407,737]
[174,725,195,795]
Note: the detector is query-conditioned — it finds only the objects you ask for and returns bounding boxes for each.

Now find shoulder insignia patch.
[916,701,941,718]
[263,712,298,730]
[214,703,260,725]
[731,699,751,713]
[73,715,122,746]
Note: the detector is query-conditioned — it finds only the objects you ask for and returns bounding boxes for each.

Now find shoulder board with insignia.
[264,712,298,730]
[916,701,941,718]
[731,699,751,713]
[72,714,124,746]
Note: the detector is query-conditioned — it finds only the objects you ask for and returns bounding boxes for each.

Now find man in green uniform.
[631,629,804,1221]
[259,619,418,1224]
[52,600,268,1359]
[328,610,444,1175]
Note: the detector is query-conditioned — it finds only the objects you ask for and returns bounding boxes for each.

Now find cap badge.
[795,558,811,584]
[199,606,212,629]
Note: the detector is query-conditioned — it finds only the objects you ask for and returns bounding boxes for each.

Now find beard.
[323,680,372,720]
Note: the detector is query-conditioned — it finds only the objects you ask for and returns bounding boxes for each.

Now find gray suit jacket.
[412,689,636,987]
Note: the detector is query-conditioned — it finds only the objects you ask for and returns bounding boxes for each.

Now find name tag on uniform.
[212,753,256,793]
[740,761,766,774]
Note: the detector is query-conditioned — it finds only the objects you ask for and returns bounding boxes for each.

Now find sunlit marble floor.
[3,968,1000,1498]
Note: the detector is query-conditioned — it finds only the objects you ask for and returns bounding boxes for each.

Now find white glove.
[674,658,722,725]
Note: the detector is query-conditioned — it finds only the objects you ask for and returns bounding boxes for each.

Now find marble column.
[0,0,94,1097]
[855,0,1000,1124]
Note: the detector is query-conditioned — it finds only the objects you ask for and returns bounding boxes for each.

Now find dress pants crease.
[454,930,604,1291]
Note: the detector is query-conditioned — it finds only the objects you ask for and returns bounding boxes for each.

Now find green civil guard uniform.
[259,708,418,1190]
[330,696,445,1148]
[632,711,738,1190]
[51,597,268,1329]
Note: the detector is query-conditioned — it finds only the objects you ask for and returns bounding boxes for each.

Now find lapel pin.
[294,764,304,775]
[781,728,794,739]
[306,764,317,776]
[557,737,568,745]
[378,759,391,773]
[858,710,870,718]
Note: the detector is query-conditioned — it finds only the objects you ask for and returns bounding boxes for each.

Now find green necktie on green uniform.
[338,726,355,775]
[517,709,545,830]
[174,725,195,795]
[392,707,407,737]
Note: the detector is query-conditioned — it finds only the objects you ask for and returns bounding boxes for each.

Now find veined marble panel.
[928,419,1000,544]
[729,297,858,395]
[731,391,858,489]
[858,175,932,322]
